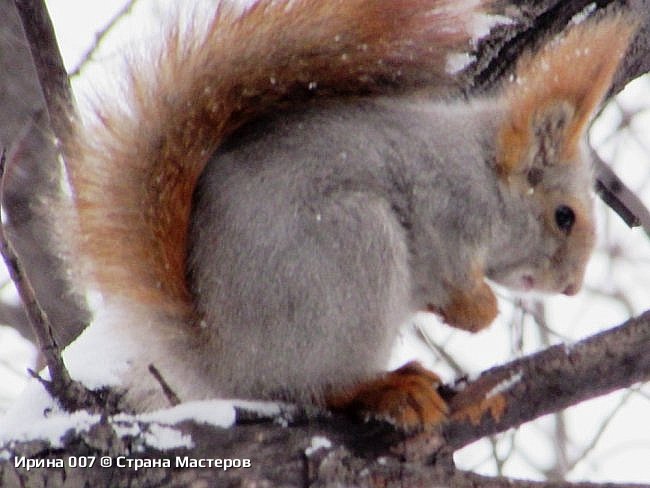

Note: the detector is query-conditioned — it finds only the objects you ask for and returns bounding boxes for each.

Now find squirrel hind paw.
[326,362,448,432]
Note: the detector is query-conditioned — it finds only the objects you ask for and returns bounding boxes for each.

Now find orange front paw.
[326,362,448,432]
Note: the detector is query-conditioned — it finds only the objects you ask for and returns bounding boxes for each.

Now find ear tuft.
[496,13,637,176]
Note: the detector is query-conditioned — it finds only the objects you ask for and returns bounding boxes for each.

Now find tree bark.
[0,0,648,487]
[0,311,647,487]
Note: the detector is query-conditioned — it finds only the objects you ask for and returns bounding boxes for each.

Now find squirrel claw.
[327,361,448,432]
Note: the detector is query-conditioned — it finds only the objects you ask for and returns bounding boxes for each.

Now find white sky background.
[0,0,648,483]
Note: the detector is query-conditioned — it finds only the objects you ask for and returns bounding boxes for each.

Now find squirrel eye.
[555,205,575,234]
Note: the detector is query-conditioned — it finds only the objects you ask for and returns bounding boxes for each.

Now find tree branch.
[1,312,647,486]
[12,0,75,147]
[441,310,650,451]
[594,151,650,235]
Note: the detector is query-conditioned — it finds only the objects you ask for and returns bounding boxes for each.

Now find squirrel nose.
[562,283,579,296]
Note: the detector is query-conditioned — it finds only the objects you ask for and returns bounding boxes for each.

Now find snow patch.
[444,11,513,74]
[486,370,523,399]
[571,3,597,25]
[119,399,238,429]
[305,435,332,457]
[141,423,193,451]
[233,399,285,419]
[470,14,513,42]
[61,306,138,390]
[446,53,475,74]
[0,381,99,449]
[0,385,288,453]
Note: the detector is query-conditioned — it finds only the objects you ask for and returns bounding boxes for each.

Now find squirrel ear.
[496,14,637,177]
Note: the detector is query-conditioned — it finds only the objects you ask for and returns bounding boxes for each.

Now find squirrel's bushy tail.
[63,0,489,316]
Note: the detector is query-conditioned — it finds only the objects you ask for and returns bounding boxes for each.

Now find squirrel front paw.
[429,279,498,333]
[326,361,448,432]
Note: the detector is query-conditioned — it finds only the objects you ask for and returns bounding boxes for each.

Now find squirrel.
[56,0,636,430]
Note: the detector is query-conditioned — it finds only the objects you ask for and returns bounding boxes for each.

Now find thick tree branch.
[441,310,650,451]
[12,0,75,146]
[1,312,647,486]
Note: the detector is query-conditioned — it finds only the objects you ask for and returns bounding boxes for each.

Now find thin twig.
[68,0,140,78]
[148,364,181,407]
[564,389,636,475]
[413,321,465,376]
[593,150,650,236]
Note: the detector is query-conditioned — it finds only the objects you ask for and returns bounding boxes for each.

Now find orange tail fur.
[62,0,489,316]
